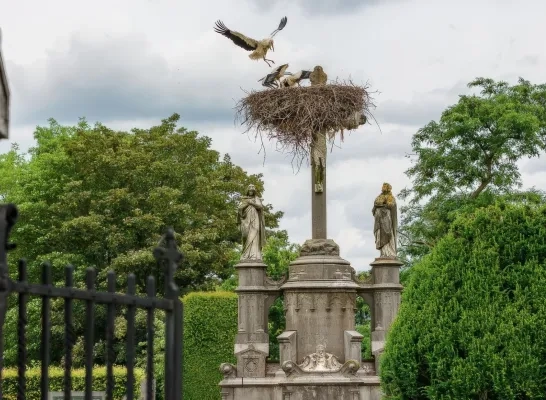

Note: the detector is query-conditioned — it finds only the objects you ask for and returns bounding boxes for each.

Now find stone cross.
[309,110,366,240]
[310,131,327,239]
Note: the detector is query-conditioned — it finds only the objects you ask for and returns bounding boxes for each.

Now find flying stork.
[214,17,288,67]
[258,64,292,88]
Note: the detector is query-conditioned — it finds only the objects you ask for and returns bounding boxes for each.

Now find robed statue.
[237,184,266,260]
[372,182,398,258]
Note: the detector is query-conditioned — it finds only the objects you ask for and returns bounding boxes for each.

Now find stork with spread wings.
[258,64,293,88]
[214,17,288,67]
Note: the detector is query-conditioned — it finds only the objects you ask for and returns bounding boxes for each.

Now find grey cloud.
[375,80,468,126]
[517,55,540,66]
[245,0,401,16]
[7,33,236,126]
[522,157,546,175]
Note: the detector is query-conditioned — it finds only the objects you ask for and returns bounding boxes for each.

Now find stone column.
[370,257,403,373]
[280,241,361,363]
[234,260,270,378]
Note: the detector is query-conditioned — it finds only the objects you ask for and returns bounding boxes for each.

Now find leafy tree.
[381,202,546,399]
[0,114,282,367]
[399,77,546,264]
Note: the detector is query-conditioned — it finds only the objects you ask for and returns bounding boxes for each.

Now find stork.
[279,70,312,88]
[309,65,328,86]
[214,17,288,67]
[258,64,292,88]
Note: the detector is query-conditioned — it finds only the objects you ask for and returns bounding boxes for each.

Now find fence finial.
[153,228,184,294]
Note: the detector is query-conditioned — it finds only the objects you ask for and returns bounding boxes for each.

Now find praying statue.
[372,182,398,258]
[237,184,266,260]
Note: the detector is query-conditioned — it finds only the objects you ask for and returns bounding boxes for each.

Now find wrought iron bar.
[7,282,173,309]
[40,263,52,400]
[84,268,96,400]
[154,228,183,400]
[64,265,74,400]
[126,274,136,400]
[106,270,116,400]
[17,259,28,400]
[146,276,155,400]
[0,203,18,400]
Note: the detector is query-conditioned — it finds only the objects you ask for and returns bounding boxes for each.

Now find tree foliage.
[381,202,546,399]
[0,114,282,368]
[399,77,546,264]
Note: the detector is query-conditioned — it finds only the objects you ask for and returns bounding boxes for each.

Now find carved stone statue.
[372,182,398,258]
[237,184,266,260]
[299,345,342,372]
[311,131,326,193]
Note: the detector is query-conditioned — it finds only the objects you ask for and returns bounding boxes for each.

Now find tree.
[0,114,283,367]
[399,77,546,264]
[381,202,546,399]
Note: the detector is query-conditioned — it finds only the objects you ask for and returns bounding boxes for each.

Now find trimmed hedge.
[381,203,546,399]
[2,366,144,400]
[183,291,238,400]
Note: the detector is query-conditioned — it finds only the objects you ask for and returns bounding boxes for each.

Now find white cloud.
[1,0,545,272]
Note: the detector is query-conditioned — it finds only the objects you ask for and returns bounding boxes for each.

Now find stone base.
[219,374,382,400]
[299,239,340,257]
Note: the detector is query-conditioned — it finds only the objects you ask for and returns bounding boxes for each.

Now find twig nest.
[235,81,375,161]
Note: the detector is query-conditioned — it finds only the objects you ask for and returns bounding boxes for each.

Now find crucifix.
[310,130,327,239]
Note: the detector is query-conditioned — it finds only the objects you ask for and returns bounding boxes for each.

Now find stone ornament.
[299,345,342,372]
[372,182,398,258]
[219,363,237,379]
[237,184,266,260]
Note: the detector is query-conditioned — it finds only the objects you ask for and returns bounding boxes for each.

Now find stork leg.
[263,57,275,67]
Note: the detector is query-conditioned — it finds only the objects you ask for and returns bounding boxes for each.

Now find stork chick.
[309,65,328,86]
[214,17,288,67]
[258,63,292,88]
[279,70,312,88]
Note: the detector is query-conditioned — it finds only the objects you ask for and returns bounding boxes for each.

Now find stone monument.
[220,142,403,399]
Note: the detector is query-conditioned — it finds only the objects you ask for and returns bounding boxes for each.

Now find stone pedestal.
[235,260,284,378]
[220,240,404,399]
[369,257,403,374]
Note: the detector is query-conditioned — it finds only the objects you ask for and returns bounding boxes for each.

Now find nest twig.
[235,78,376,165]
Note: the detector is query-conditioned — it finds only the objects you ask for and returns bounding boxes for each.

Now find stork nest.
[235,80,376,163]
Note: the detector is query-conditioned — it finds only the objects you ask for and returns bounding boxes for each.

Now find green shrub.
[381,203,546,399]
[183,291,238,400]
[2,366,144,400]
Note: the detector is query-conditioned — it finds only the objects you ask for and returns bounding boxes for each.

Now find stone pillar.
[280,240,361,363]
[234,260,270,377]
[370,257,403,373]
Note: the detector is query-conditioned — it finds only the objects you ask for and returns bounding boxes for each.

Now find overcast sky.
[1,0,545,270]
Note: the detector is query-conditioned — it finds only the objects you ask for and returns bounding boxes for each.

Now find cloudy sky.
[1,0,545,270]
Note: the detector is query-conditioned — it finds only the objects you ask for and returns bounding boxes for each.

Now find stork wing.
[214,20,258,51]
[263,72,278,86]
[270,16,288,37]
[300,70,312,79]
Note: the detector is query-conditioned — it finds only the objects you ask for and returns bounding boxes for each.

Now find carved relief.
[238,295,245,332]
[244,357,259,373]
[299,345,342,372]
[265,274,288,288]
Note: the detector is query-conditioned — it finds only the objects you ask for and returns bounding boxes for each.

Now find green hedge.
[2,366,144,400]
[183,291,238,400]
[380,203,546,399]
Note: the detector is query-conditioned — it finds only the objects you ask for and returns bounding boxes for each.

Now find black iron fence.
[0,203,183,400]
